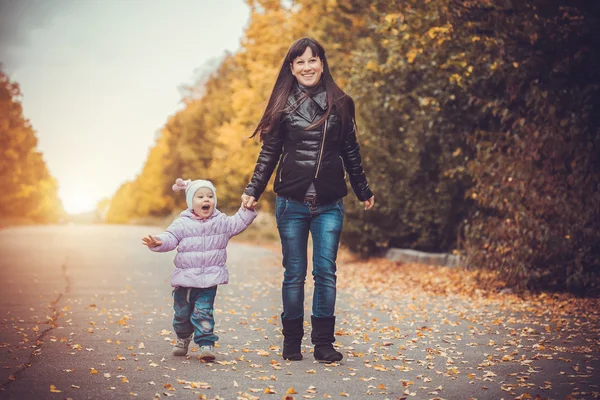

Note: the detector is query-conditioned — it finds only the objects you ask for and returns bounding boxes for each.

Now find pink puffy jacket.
[150,207,257,288]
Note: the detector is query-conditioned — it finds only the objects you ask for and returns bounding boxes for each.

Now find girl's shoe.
[172,334,193,356]
[198,345,216,362]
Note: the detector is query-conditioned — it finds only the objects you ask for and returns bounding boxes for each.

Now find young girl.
[143,178,257,361]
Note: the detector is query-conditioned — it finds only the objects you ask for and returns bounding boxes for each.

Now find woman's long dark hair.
[251,37,355,140]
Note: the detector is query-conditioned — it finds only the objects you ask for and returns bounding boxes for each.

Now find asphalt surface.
[0,225,598,400]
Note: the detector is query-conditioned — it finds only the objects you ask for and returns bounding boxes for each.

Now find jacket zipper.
[315,118,328,179]
[339,155,346,179]
[279,153,288,182]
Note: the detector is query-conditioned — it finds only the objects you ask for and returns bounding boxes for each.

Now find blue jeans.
[173,286,218,346]
[275,196,344,320]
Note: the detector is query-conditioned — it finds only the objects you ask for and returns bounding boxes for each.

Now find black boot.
[311,315,343,363]
[281,313,303,361]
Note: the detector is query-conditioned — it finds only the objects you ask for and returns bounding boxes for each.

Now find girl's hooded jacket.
[150,207,257,288]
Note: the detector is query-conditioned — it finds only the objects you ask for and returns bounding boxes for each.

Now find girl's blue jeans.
[172,286,218,346]
[275,196,344,320]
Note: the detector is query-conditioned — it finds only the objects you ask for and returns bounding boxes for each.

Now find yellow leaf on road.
[49,385,61,393]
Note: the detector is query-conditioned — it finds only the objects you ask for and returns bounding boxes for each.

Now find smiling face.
[191,187,215,219]
[290,46,324,87]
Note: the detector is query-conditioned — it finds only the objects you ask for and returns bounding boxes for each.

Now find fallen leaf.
[49,385,62,393]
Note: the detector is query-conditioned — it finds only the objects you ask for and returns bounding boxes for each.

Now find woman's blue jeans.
[173,286,218,346]
[275,196,344,320]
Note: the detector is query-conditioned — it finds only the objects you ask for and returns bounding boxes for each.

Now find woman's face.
[290,46,323,87]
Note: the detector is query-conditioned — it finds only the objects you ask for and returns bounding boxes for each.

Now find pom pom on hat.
[172,178,190,192]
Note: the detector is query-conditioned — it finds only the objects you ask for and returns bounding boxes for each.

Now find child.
[142,178,257,361]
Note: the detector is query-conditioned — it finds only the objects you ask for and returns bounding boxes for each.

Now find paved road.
[0,225,598,400]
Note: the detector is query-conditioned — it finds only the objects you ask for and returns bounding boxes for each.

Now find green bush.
[339,0,473,254]
[334,0,600,294]
[457,1,600,293]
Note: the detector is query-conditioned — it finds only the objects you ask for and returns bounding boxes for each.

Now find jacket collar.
[312,89,327,111]
[181,208,221,221]
[287,81,327,123]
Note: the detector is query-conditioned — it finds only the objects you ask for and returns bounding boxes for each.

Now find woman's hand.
[364,196,375,210]
[142,235,162,248]
[241,193,257,210]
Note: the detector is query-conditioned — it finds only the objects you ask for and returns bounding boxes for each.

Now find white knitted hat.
[172,178,217,209]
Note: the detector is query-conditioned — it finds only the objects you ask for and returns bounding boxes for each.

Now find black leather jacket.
[245,84,373,205]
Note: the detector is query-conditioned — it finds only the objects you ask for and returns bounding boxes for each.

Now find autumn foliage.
[106,0,599,294]
[0,68,64,224]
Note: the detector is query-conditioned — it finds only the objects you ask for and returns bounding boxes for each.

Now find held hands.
[363,196,375,210]
[241,193,257,211]
[142,235,162,248]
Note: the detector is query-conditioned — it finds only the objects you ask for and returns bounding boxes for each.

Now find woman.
[241,37,374,363]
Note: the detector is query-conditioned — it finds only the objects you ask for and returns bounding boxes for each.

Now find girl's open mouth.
[202,205,210,211]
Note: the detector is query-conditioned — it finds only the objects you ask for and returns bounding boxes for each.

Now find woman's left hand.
[241,193,257,210]
[364,196,375,210]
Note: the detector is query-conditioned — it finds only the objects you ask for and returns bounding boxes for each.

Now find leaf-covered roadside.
[338,252,600,309]
[2,230,599,400]
[335,254,600,399]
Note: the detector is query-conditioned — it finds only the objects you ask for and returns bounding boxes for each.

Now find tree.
[0,67,63,223]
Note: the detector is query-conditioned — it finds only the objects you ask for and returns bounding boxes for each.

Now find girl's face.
[192,187,215,219]
[290,46,323,87]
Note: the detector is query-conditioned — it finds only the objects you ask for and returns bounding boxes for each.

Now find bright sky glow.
[0,0,250,214]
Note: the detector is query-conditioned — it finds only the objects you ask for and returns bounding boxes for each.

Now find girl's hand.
[142,235,162,248]
[241,193,257,210]
[364,196,375,210]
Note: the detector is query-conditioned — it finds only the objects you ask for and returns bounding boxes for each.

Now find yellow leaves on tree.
[0,68,64,223]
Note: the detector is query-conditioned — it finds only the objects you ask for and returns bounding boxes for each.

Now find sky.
[0,0,250,214]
